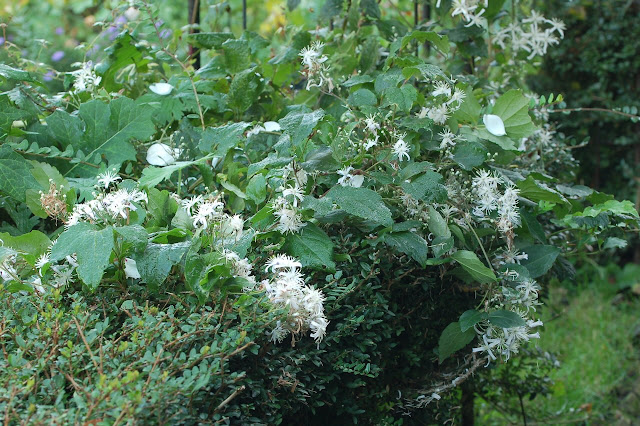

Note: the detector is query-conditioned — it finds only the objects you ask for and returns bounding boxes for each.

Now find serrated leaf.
[199,122,250,155]
[438,321,476,363]
[451,250,497,283]
[0,64,38,83]
[517,176,568,205]
[246,174,267,204]
[284,223,335,272]
[222,39,250,73]
[135,241,190,292]
[348,88,377,107]
[400,171,448,203]
[186,32,235,49]
[50,223,114,290]
[453,140,487,170]
[427,206,451,238]
[326,186,393,227]
[279,109,325,148]
[114,225,148,253]
[487,310,526,328]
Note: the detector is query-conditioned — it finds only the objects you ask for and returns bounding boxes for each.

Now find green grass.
[477,279,640,424]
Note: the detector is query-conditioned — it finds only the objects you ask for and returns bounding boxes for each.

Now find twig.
[72,317,102,375]
[548,107,640,120]
[213,385,246,413]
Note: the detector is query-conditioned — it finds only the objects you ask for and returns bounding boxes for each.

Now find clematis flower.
[146,143,180,166]
[149,82,173,96]
[483,114,507,136]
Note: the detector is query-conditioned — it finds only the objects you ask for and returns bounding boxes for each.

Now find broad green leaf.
[381,85,417,113]
[139,157,211,188]
[452,140,487,170]
[278,109,325,148]
[284,223,335,272]
[228,68,262,113]
[50,223,114,290]
[459,309,488,332]
[520,245,561,278]
[135,241,190,291]
[0,230,51,257]
[348,88,377,107]
[326,186,393,227]
[382,231,428,267]
[427,206,451,238]
[487,310,526,328]
[451,250,497,283]
[0,159,41,203]
[438,321,476,363]
[222,39,250,73]
[246,174,267,204]
[517,176,568,205]
[67,97,155,176]
[0,64,38,83]
[400,171,448,204]
[46,110,85,149]
[199,122,250,154]
[603,237,627,250]
[114,225,148,253]
[491,90,537,139]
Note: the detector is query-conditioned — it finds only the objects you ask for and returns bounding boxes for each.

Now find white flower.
[264,121,281,132]
[274,206,305,234]
[71,62,101,92]
[247,125,265,137]
[221,214,244,239]
[483,114,507,136]
[124,258,141,279]
[432,81,452,97]
[35,253,50,270]
[364,134,379,151]
[393,137,411,162]
[265,254,302,272]
[364,114,380,133]
[337,166,364,187]
[124,7,140,21]
[146,143,180,166]
[97,170,121,189]
[427,105,450,125]
[149,82,174,96]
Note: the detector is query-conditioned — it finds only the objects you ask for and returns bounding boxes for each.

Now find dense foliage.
[0,0,637,423]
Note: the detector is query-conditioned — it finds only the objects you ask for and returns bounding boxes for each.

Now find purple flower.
[51,51,65,62]
[154,20,164,29]
[0,37,4,46]
[159,29,172,39]
[115,15,127,25]
[43,70,55,82]
[55,27,64,35]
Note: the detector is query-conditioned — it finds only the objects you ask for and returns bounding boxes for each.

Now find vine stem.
[548,107,640,120]
[141,0,206,130]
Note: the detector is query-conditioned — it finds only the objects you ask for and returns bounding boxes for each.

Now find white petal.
[149,82,174,96]
[483,114,507,136]
[350,175,364,188]
[263,121,281,132]
[124,258,141,279]
[124,7,140,21]
[146,143,176,166]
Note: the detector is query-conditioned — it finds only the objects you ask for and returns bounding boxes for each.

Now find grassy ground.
[476,274,640,424]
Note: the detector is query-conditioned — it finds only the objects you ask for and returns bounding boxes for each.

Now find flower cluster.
[272,162,307,234]
[472,267,544,364]
[299,41,333,91]
[449,0,489,28]
[71,61,102,92]
[417,79,466,127]
[1,244,78,293]
[471,170,520,245]
[494,11,565,59]
[181,195,244,240]
[224,250,257,289]
[65,186,148,228]
[262,255,328,346]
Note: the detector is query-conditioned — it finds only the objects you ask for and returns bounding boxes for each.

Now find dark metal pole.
[242,0,247,30]
[188,0,201,69]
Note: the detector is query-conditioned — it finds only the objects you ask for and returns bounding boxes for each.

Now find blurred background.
[1,0,639,423]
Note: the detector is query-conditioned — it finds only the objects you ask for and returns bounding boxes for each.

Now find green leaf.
[284,223,335,272]
[228,68,262,113]
[0,230,51,257]
[326,186,393,227]
[278,109,325,148]
[0,64,38,83]
[487,310,526,328]
[427,206,451,238]
[451,250,497,283]
[0,158,41,203]
[50,223,114,290]
[438,321,476,363]
[135,242,190,291]
[400,171,448,204]
[46,110,85,149]
[603,237,627,250]
[67,97,155,176]
[520,245,561,278]
[459,309,488,332]
[114,225,148,253]
[382,231,429,266]
[348,88,377,107]
[381,85,417,113]
[222,39,250,74]
[186,32,235,49]
[452,140,487,170]
[246,174,267,204]
[139,157,210,188]
[199,122,251,155]
[491,90,537,139]
[517,176,568,205]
